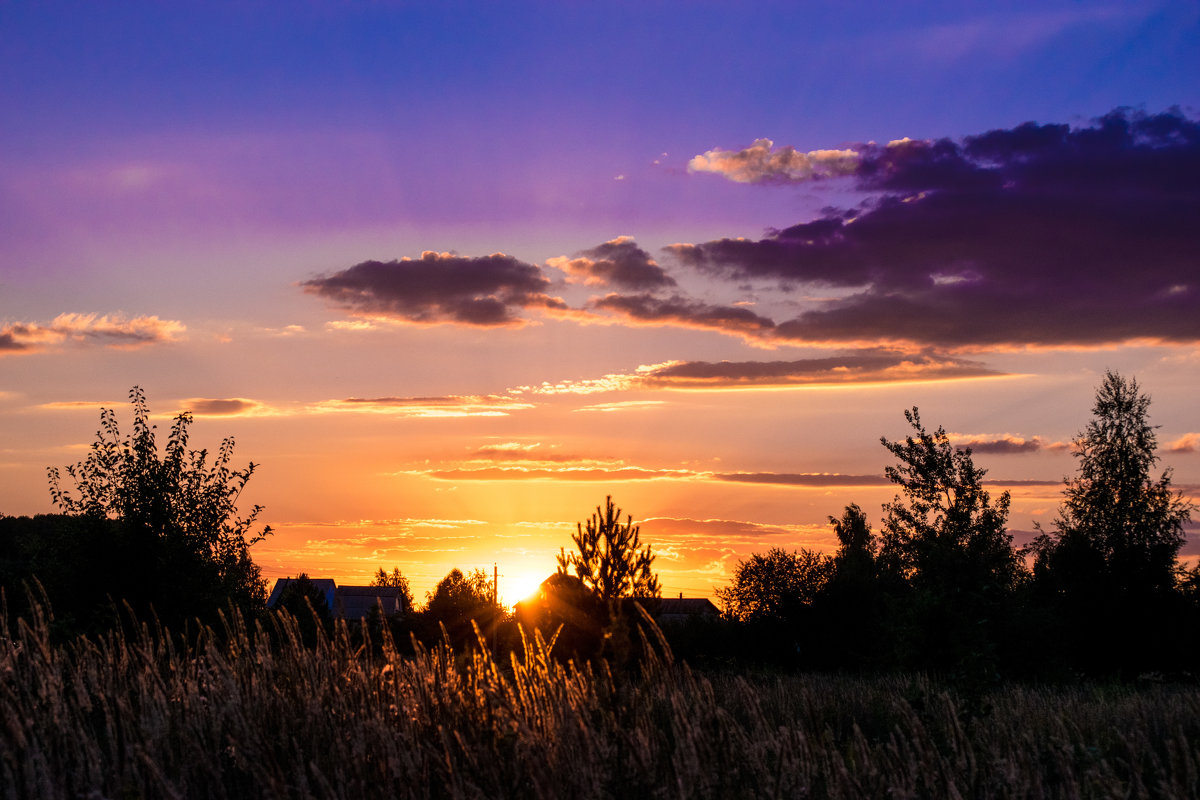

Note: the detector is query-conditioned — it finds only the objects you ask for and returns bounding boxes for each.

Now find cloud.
[181,398,263,417]
[468,443,587,463]
[1168,433,1200,454]
[547,236,676,290]
[716,472,890,487]
[316,395,535,418]
[630,351,1001,389]
[689,139,860,184]
[301,251,567,327]
[951,433,1044,454]
[0,313,185,355]
[529,351,1004,394]
[419,466,699,482]
[590,293,777,339]
[674,108,1200,349]
[715,471,1059,488]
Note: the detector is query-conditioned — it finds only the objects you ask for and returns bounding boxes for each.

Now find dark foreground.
[2,610,1198,800]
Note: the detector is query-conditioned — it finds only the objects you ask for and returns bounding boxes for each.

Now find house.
[267,578,403,620]
[654,597,720,625]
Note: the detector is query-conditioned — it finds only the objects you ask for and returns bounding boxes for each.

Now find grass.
[3,604,1199,799]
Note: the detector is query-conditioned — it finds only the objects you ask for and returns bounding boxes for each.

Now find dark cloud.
[636,351,1000,388]
[184,398,260,416]
[954,435,1043,455]
[549,236,676,290]
[302,251,567,327]
[0,332,30,353]
[590,293,776,338]
[674,108,1200,349]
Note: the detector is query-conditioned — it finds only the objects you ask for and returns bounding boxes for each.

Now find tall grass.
[2,603,1199,799]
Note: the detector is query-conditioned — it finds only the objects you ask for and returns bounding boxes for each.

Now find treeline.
[1,375,1198,682]
[704,371,1199,680]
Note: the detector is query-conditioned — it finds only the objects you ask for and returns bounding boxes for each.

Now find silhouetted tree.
[370,566,414,613]
[423,567,502,648]
[716,547,832,666]
[558,496,660,603]
[1029,372,1194,673]
[46,387,271,629]
[1034,371,1191,595]
[717,547,832,624]
[818,504,886,669]
[879,407,1020,676]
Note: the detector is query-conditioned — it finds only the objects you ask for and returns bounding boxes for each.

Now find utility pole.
[492,562,498,656]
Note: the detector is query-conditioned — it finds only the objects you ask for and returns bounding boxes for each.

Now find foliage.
[271,573,333,648]
[716,547,832,624]
[1028,372,1196,674]
[1034,371,1192,595]
[6,605,1200,799]
[878,408,1021,675]
[44,387,270,629]
[370,566,415,613]
[423,567,502,648]
[557,495,660,603]
[879,408,1018,592]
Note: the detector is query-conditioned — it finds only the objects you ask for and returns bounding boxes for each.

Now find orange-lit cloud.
[180,397,266,417]
[688,139,860,184]
[0,313,184,355]
[315,394,536,418]
[546,236,676,290]
[420,466,700,482]
[529,351,1003,395]
[1169,433,1200,454]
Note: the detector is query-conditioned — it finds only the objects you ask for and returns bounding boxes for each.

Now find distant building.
[654,597,720,625]
[267,578,403,620]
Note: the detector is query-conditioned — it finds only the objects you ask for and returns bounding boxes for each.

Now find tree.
[1028,372,1195,673]
[878,407,1020,674]
[557,496,660,603]
[819,504,885,669]
[1036,371,1192,595]
[716,547,832,624]
[423,567,501,646]
[879,408,1018,592]
[370,566,415,613]
[47,387,271,628]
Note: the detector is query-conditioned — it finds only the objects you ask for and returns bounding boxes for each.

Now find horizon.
[2,1,1199,605]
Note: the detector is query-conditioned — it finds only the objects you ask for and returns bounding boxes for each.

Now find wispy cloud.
[528,351,1004,394]
[316,395,536,418]
[0,313,185,355]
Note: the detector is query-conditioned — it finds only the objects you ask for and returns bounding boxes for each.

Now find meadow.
[3,605,1198,800]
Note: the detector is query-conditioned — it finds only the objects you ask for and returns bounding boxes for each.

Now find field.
[3,608,1199,799]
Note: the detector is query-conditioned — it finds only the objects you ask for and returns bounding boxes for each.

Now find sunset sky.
[2,1,1199,606]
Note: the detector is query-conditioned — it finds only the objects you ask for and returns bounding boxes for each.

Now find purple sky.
[2,1,1198,602]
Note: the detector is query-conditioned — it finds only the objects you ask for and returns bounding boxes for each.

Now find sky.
[2,0,1199,606]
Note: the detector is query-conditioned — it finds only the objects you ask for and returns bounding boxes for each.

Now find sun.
[503,568,553,609]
